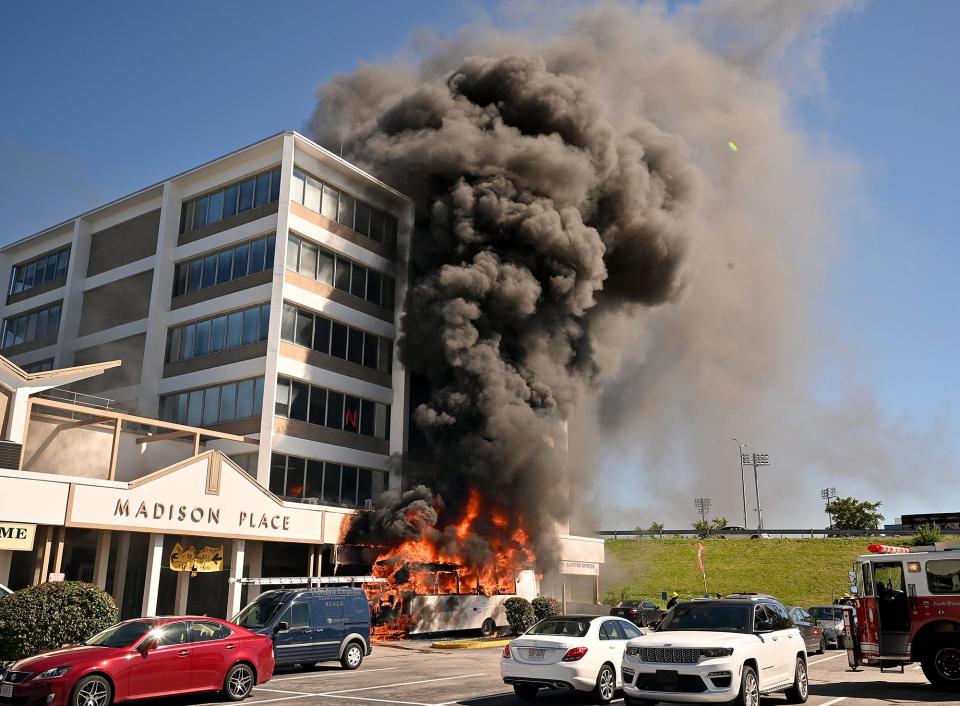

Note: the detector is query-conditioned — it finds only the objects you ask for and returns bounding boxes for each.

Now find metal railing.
[37,389,116,410]
[599,528,918,539]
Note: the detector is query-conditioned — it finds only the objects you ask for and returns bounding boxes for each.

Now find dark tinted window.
[282,602,310,629]
[660,602,751,633]
[621,621,642,639]
[234,592,287,629]
[926,560,960,594]
[85,621,154,647]
[527,619,590,637]
[157,621,190,646]
[190,621,230,642]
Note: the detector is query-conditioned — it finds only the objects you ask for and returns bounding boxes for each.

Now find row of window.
[285,234,395,310]
[160,376,265,428]
[172,234,276,298]
[269,453,387,509]
[9,247,70,296]
[1,302,62,350]
[290,167,398,249]
[280,303,392,375]
[166,303,270,364]
[275,376,390,440]
[179,167,282,234]
[22,358,54,373]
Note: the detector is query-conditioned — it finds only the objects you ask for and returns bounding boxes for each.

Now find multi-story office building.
[0,132,414,617]
[0,131,604,620]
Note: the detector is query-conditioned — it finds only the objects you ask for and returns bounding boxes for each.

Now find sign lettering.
[0,522,36,551]
[344,408,359,430]
[113,499,290,532]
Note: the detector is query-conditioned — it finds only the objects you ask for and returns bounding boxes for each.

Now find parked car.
[232,587,371,670]
[622,595,809,705]
[611,600,662,627]
[0,617,273,706]
[808,605,846,649]
[501,615,643,703]
[788,606,825,654]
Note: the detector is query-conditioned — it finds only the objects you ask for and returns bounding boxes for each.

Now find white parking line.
[255,688,316,695]
[237,695,316,706]
[311,696,434,706]
[817,698,848,706]
[433,693,513,705]
[271,667,400,681]
[809,653,846,665]
[321,673,488,695]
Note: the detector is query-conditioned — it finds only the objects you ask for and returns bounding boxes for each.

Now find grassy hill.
[601,537,908,608]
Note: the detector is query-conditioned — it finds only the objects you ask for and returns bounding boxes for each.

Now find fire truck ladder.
[228,576,386,586]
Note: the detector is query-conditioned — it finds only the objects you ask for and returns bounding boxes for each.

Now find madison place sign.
[113,499,292,531]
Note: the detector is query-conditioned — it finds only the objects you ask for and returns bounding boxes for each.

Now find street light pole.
[754,462,763,532]
[732,438,748,527]
[820,487,838,529]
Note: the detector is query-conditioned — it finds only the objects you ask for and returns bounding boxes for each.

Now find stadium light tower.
[732,438,748,527]
[694,497,712,524]
[821,487,838,529]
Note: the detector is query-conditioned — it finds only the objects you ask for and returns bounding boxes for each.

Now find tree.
[825,496,884,530]
[648,521,665,535]
[711,517,729,530]
[911,523,944,547]
[692,519,711,536]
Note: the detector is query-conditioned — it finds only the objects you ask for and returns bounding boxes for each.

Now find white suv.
[621,596,808,705]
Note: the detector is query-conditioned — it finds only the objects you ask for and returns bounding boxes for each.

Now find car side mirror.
[648,621,660,630]
[755,621,774,634]
[138,637,159,653]
[275,621,289,633]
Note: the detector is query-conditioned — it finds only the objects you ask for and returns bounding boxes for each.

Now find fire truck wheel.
[734,665,759,706]
[480,618,497,637]
[512,683,539,700]
[785,657,809,703]
[921,643,960,691]
[340,642,364,670]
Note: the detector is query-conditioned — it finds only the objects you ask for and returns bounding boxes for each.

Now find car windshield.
[85,621,154,647]
[233,592,288,628]
[810,607,843,621]
[618,601,641,607]
[526,619,591,637]
[658,602,751,633]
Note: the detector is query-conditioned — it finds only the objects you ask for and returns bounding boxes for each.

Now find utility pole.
[732,438,748,527]
[820,487,838,529]
[745,452,770,532]
[694,497,712,529]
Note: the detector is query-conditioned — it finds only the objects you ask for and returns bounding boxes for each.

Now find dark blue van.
[232,587,372,670]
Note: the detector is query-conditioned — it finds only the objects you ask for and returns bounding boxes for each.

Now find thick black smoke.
[312,11,699,568]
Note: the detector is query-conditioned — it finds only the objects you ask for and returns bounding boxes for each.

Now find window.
[189,621,231,643]
[279,302,392,375]
[173,234,276,297]
[275,377,389,441]
[179,167,282,234]
[768,603,791,631]
[21,358,54,373]
[620,622,642,639]
[157,622,190,646]
[926,560,960,594]
[1,302,62,349]
[160,376,264,426]
[291,166,398,249]
[165,303,269,363]
[9,246,71,296]
[270,453,388,509]
[281,603,310,629]
[600,621,626,640]
[285,235,395,310]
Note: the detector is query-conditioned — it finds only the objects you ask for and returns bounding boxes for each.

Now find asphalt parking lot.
[169,643,960,706]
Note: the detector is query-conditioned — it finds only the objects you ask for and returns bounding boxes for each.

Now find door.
[753,606,786,687]
[273,601,314,666]
[874,561,911,656]
[128,621,193,698]
[599,620,629,680]
[789,608,815,653]
[769,603,801,682]
[188,620,234,690]
[313,597,346,659]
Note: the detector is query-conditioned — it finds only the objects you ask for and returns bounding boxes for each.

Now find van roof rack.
[228,576,386,586]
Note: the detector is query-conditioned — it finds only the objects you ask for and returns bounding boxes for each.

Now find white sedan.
[501,615,644,702]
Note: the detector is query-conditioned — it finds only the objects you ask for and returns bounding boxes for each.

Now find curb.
[431,638,512,650]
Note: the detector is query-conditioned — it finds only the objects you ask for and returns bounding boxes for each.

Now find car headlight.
[625,646,640,656]
[699,647,734,659]
[34,667,72,680]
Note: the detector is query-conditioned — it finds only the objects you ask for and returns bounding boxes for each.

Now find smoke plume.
[310,0,867,559]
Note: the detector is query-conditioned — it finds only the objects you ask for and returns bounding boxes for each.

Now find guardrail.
[599,528,917,539]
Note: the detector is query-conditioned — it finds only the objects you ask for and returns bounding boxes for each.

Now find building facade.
[0,132,603,620]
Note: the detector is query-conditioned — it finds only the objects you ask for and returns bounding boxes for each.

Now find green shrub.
[911,523,944,547]
[532,596,562,622]
[0,582,118,661]
[504,597,536,635]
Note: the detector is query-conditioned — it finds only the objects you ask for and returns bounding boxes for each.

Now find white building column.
[112,533,130,609]
[174,571,190,615]
[226,539,245,619]
[141,533,164,617]
[93,530,112,589]
[0,550,12,586]
[246,541,262,601]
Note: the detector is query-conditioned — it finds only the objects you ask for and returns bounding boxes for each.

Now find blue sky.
[2,1,958,523]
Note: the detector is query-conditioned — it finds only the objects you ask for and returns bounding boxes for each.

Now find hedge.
[504,596,536,635]
[532,596,562,622]
[0,582,118,661]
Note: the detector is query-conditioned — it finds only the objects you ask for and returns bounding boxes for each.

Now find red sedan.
[0,617,273,706]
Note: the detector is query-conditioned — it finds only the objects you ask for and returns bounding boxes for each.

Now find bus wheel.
[480,618,497,637]
[921,643,960,691]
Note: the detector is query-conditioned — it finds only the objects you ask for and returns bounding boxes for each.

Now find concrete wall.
[87,210,161,277]
[79,271,154,336]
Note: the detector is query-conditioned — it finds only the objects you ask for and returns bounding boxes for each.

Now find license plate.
[1,683,13,698]
[527,648,545,659]
[656,669,679,685]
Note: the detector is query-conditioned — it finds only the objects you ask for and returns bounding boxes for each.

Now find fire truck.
[845,542,960,690]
